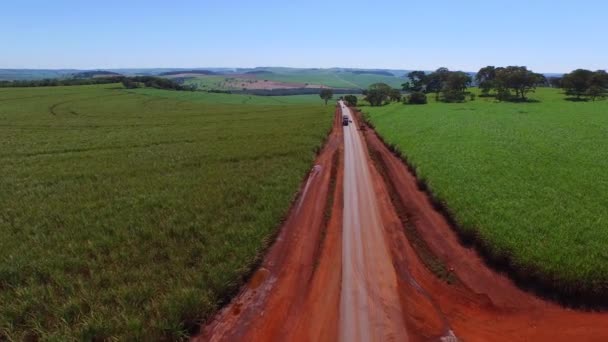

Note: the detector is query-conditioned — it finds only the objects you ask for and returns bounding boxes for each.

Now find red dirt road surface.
[196,102,608,341]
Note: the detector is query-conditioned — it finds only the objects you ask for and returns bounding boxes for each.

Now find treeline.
[362,83,403,106]
[475,66,546,101]
[120,76,196,91]
[478,67,607,101]
[553,69,608,101]
[403,68,474,103]
[0,77,121,88]
[398,66,607,105]
[0,76,196,91]
[402,66,547,104]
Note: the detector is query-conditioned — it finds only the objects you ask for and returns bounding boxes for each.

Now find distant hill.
[159,70,216,76]
[73,70,122,79]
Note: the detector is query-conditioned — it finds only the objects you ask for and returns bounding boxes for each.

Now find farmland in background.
[182,68,405,91]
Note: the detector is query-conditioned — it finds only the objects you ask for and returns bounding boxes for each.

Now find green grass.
[252,71,355,88]
[363,88,608,300]
[0,84,333,340]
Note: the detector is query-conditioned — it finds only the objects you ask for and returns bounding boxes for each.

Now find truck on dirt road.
[342,114,349,126]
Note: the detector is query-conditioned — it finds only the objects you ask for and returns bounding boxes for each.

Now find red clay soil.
[195,104,608,341]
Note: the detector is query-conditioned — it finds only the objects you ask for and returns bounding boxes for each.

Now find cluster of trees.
[362,83,402,106]
[402,68,472,103]
[476,66,546,101]
[121,76,196,91]
[343,94,358,106]
[560,69,608,101]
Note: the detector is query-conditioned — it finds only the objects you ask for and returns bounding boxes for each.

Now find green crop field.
[363,88,608,299]
[240,70,404,89]
[183,69,405,91]
[335,72,403,89]
[0,84,333,340]
[182,75,229,90]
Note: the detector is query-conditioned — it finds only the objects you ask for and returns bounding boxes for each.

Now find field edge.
[355,106,608,310]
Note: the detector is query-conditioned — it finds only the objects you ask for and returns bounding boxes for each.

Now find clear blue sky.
[2,0,606,72]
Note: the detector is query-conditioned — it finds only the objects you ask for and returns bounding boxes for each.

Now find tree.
[319,88,333,105]
[344,95,358,106]
[441,71,472,102]
[548,77,563,88]
[122,79,139,89]
[494,66,544,101]
[586,85,605,101]
[426,67,450,100]
[402,71,426,92]
[389,89,402,102]
[406,91,427,104]
[476,66,496,96]
[562,69,608,101]
[562,69,594,99]
[364,83,392,106]
[588,70,608,101]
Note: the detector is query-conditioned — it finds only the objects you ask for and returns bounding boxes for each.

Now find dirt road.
[196,103,608,341]
[340,102,407,341]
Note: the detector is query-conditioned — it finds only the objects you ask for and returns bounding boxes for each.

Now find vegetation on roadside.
[363,87,608,305]
[343,94,358,106]
[0,84,333,340]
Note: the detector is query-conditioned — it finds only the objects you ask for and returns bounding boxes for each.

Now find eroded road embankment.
[196,102,608,342]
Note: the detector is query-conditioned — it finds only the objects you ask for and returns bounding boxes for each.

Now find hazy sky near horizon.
[2,0,606,72]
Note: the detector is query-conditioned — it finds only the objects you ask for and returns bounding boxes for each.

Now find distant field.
[184,70,405,91]
[236,70,405,89]
[363,88,608,298]
[0,84,333,340]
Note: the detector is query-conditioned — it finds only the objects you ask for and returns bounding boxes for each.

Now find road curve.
[339,101,408,341]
